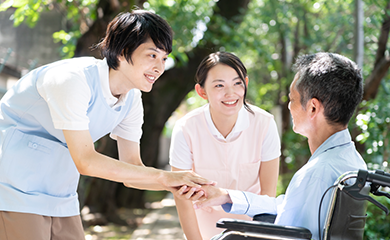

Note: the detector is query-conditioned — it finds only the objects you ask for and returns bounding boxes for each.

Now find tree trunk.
[141,0,251,167]
[363,0,390,100]
[354,0,364,68]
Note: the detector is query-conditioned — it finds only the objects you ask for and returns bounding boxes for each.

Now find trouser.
[0,211,85,240]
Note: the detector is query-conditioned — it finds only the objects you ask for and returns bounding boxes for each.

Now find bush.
[364,193,390,240]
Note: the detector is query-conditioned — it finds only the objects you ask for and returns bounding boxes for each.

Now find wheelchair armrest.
[253,213,276,223]
[217,218,312,239]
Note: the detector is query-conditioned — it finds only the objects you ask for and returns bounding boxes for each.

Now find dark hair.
[95,10,173,70]
[195,52,253,114]
[292,52,363,126]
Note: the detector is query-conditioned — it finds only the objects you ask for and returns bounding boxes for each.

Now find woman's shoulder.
[179,106,206,121]
[174,105,206,128]
[247,104,274,119]
[171,106,209,140]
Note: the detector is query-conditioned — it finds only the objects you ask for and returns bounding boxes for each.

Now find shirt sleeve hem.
[224,189,249,215]
[169,161,193,170]
[261,152,282,162]
[53,121,89,130]
[109,133,141,144]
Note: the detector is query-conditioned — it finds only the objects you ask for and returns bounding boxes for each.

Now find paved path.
[130,193,186,240]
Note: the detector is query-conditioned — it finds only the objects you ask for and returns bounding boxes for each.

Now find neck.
[307,124,347,154]
[209,109,238,138]
[109,68,131,98]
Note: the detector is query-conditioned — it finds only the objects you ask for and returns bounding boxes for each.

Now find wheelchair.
[214,169,390,240]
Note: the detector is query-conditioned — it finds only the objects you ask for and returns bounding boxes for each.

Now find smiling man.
[0,10,212,240]
[188,52,367,240]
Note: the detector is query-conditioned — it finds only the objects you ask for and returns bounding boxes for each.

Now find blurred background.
[1,0,390,239]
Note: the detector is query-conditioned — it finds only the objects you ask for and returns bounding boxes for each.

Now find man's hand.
[193,185,232,209]
[160,170,215,192]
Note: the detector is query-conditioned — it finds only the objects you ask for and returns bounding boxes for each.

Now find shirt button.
[32,143,38,149]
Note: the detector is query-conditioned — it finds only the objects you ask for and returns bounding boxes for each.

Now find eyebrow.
[148,47,169,56]
[211,76,241,83]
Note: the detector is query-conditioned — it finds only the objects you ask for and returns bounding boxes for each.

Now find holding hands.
[172,183,232,210]
[193,185,232,210]
[162,170,216,193]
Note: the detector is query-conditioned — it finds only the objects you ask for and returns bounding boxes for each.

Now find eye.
[150,54,157,58]
[235,81,243,86]
[215,84,224,88]
[163,57,168,62]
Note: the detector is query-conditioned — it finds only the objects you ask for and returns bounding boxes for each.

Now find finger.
[183,179,202,189]
[193,202,201,210]
[188,174,216,186]
[185,187,197,199]
[167,185,185,195]
[188,190,204,201]
[178,185,188,195]
[196,177,217,186]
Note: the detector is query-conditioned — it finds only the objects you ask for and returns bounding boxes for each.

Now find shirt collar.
[98,58,128,108]
[203,104,250,140]
[309,128,352,161]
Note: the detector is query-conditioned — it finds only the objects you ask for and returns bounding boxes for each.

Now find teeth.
[146,75,155,80]
[224,100,237,105]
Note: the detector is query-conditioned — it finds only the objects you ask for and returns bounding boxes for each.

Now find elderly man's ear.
[308,98,323,119]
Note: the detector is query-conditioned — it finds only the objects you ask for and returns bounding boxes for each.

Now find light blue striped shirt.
[222,129,367,240]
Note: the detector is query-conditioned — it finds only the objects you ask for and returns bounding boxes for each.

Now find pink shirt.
[170,104,281,239]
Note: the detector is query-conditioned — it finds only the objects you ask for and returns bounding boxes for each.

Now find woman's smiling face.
[199,64,246,118]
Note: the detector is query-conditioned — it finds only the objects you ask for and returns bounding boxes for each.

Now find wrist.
[155,169,168,189]
[223,189,233,204]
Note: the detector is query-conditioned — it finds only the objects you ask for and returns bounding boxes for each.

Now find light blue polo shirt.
[0,57,135,217]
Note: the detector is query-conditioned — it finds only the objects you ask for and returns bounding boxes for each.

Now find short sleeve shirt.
[170,104,281,170]
[36,58,143,143]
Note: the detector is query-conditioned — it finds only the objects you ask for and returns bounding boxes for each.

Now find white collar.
[98,58,128,108]
[203,103,250,142]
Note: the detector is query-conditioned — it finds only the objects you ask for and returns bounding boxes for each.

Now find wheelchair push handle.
[341,169,390,215]
[367,169,390,188]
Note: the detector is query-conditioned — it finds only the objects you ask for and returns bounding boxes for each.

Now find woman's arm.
[172,166,204,240]
[259,157,280,197]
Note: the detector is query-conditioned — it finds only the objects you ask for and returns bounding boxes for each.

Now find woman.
[170,52,281,239]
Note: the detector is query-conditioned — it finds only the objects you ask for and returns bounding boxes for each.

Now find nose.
[154,60,165,75]
[225,85,235,96]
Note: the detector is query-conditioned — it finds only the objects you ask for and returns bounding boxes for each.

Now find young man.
[187,52,367,240]
[0,10,211,240]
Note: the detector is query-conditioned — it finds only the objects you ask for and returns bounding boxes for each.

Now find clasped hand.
[172,184,232,210]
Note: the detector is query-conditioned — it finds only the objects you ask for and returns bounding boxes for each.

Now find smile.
[222,100,238,105]
[145,74,156,83]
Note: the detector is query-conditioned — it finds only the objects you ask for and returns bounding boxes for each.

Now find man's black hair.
[293,52,363,126]
[95,10,173,70]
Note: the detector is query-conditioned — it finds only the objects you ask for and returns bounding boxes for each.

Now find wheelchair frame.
[215,169,390,240]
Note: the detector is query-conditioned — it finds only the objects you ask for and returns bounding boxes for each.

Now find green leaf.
[0,0,14,11]
[11,0,28,8]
